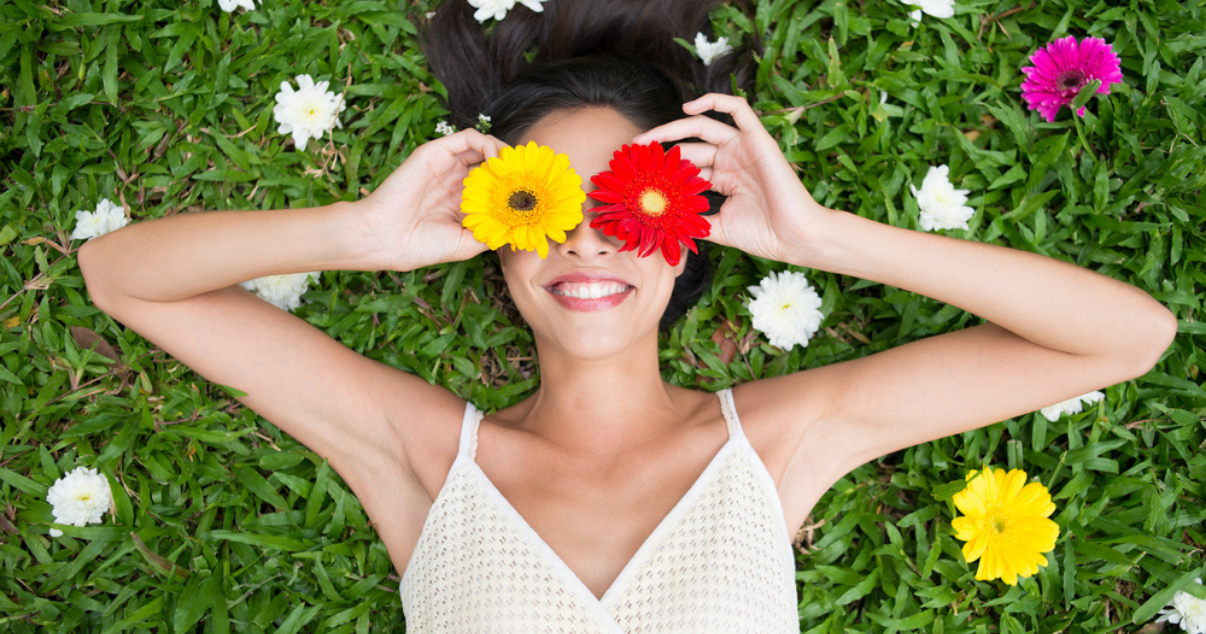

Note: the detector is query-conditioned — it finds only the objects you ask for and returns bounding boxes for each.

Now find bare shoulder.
[730,372,848,533]
[729,374,831,484]
[668,383,735,423]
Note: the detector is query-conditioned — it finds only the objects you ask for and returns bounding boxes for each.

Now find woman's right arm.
[77,130,504,497]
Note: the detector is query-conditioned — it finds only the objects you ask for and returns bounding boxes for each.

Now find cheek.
[497,249,533,284]
[497,252,541,317]
[643,264,680,307]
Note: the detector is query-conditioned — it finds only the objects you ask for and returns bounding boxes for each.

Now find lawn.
[1,0,1204,632]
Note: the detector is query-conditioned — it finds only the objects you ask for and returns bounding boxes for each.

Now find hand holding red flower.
[633,93,834,268]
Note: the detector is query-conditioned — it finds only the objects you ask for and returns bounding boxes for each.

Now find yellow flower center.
[983,507,1012,539]
[639,189,667,216]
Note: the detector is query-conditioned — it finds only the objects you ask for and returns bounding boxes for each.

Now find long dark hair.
[422,0,758,329]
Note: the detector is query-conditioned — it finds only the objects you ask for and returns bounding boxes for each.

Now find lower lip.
[546,286,634,311]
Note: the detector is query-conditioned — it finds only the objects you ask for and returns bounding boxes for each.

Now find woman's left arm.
[637,94,1178,488]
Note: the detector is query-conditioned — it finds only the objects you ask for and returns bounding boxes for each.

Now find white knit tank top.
[399,388,799,633]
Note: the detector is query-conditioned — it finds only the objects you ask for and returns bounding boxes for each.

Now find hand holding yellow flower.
[951,466,1060,586]
[460,141,586,258]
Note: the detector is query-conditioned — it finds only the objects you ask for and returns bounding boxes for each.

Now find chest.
[481,449,723,599]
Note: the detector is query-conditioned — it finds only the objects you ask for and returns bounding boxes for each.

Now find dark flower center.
[1057,69,1086,91]
[508,189,538,212]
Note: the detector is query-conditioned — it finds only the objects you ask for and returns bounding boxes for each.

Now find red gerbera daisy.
[588,143,712,266]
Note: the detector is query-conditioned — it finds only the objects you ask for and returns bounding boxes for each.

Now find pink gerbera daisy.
[1020,36,1123,123]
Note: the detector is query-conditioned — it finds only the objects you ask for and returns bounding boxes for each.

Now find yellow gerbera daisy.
[460,141,586,258]
[951,466,1060,586]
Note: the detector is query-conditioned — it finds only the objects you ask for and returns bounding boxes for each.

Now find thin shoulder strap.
[457,401,484,459]
[717,388,744,439]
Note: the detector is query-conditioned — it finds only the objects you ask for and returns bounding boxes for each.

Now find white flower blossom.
[908,9,923,25]
[217,0,255,12]
[1157,578,1206,634]
[910,164,975,231]
[694,32,733,67]
[435,121,456,136]
[273,75,346,151]
[46,466,113,537]
[1039,390,1105,422]
[906,0,955,19]
[747,270,825,350]
[70,198,128,241]
[467,0,546,24]
[240,272,321,312]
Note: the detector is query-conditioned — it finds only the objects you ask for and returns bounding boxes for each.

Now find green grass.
[2,0,1204,632]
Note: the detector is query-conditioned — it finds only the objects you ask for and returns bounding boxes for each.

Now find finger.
[701,210,733,249]
[682,93,763,132]
[696,166,714,183]
[634,115,739,147]
[442,128,506,162]
[672,142,718,169]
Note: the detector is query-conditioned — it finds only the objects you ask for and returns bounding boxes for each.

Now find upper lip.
[543,271,634,289]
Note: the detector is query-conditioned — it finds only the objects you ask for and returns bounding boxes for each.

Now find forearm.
[79,201,378,306]
[793,209,1176,368]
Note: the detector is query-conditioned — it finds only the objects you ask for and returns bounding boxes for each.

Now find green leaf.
[0,467,47,495]
[232,466,290,511]
[988,165,1027,190]
[1133,569,1203,624]
[931,479,967,501]
[826,37,846,88]
[0,363,23,385]
[835,568,880,605]
[208,529,309,551]
[1069,79,1102,114]
[172,572,222,632]
[47,12,144,31]
[273,604,321,634]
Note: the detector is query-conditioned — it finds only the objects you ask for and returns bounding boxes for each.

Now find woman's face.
[497,107,687,360]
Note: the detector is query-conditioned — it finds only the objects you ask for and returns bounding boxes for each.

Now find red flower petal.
[587,142,713,265]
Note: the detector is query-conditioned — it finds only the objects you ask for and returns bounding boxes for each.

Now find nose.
[556,211,619,259]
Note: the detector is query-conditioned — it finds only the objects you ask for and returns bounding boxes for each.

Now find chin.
[534,321,657,361]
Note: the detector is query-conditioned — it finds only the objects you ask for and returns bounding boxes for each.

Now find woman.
[78,0,1176,631]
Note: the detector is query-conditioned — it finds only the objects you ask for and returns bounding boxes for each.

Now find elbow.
[1121,301,1178,380]
[77,239,115,314]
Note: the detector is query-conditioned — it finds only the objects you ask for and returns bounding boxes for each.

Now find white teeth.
[553,282,629,299]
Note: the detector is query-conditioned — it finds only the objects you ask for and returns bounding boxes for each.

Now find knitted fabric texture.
[400,389,800,633]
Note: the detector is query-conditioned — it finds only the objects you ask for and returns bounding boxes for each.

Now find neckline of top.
[459,388,743,459]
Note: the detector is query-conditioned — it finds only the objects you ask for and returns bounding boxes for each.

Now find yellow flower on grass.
[951,466,1060,585]
[461,141,585,258]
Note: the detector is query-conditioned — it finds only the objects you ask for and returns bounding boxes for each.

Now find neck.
[517,331,683,457]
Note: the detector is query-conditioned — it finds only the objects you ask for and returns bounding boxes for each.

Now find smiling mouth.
[548,282,634,299]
